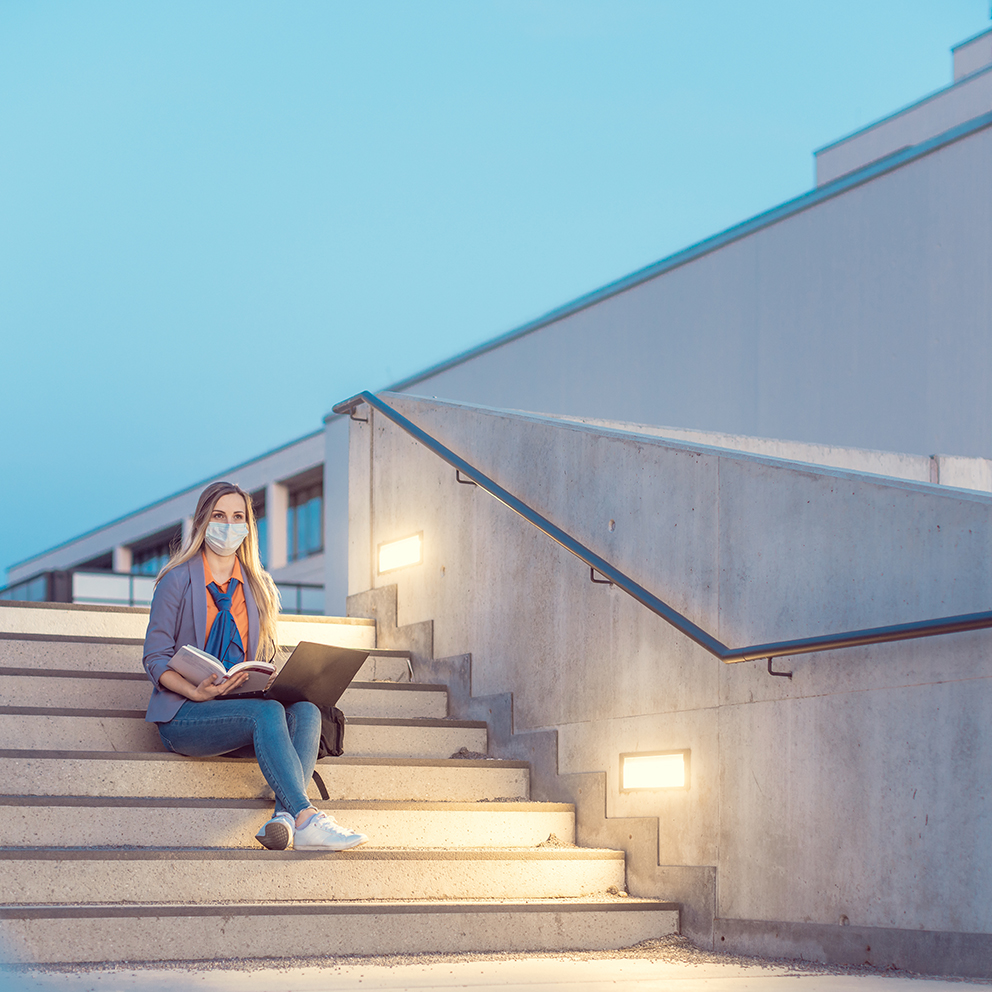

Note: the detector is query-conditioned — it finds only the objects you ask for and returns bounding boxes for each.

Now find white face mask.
[204,521,249,556]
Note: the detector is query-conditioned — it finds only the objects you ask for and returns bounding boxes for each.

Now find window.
[275,582,325,615]
[0,574,48,601]
[132,543,175,576]
[131,526,182,576]
[287,483,323,561]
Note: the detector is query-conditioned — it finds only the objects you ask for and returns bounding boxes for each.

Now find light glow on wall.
[378,533,423,573]
[620,750,688,791]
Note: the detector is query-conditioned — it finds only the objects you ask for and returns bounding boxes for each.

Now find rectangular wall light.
[620,750,690,791]
[377,533,423,574]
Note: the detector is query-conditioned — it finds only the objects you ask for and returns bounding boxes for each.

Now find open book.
[167,644,275,694]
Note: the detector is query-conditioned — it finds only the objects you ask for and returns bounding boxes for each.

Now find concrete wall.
[954,27,992,82]
[388,122,992,464]
[535,412,992,491]
[346,393,992,966]
[815,64,992,185]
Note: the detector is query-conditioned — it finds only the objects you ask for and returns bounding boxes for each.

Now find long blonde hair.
[158,481,280,661]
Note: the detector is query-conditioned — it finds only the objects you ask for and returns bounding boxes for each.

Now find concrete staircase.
[0,602,677,964]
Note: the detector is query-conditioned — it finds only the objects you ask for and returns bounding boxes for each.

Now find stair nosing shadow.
[0,707,483,728]
[0,847,624,861]
[0,748,528,767]
[0,899,677,919]
[0,796,571,811]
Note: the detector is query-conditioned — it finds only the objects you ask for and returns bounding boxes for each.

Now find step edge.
[0,899,678,919]
[0,668,148,681]
[0,848,623,861]
[0,708,483,729]
[0,633,143,646]
[0,670,445,693]
[0,749,529,767]
[0,797,571,811]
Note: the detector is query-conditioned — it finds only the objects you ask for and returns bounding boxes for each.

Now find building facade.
[2,431,326,613]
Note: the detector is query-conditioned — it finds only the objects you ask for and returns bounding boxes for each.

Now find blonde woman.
[142,481,367,852]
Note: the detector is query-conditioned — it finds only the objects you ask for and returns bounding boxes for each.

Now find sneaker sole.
[294,834,369,852]
[255,821,292,851]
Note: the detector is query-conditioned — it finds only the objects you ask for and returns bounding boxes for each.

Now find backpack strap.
[311,769,329,800]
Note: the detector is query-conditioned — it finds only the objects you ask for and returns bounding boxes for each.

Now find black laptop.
[225,641,370,708]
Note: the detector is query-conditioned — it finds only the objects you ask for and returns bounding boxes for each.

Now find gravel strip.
[16,934,992,983]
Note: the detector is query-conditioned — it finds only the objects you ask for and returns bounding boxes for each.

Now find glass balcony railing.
[0,574,50,602]
[72,571,157,607]
[1,571,325,616]
[276,582,325,615]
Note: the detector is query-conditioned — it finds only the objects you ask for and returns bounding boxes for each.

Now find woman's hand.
[158,667,250,703]
[190,672,250,702]
[262,671,278,693]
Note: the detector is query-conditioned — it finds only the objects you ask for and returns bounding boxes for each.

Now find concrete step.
[0,796,574,849]
[0,709,486,757]
[0,638,144,673]
[0,604,667,971]
[1,751,530,801]
[0,638,413,682]
[343,680,442,716]
[0,847,626,903]
[0,605,150,641]
[0,671,151,709]
[0,672,447,718]
[0,898,679,964]
[355,649,415,682]
[0,603,377,650]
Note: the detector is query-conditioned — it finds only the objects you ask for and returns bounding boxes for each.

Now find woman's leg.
[274,701,367,850]
[158,699,312,818]
[274,701,321,817]
[159,698,365,851]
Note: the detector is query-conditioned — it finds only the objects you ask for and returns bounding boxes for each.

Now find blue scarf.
[205,577,246,669]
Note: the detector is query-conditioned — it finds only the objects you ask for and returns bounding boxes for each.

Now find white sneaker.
[255,812,295,851]
[293,811,368,851]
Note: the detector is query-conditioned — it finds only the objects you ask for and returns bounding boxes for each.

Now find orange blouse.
[203,553,250,653]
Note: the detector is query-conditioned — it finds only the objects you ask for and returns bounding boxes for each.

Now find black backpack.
[311,704,345,800]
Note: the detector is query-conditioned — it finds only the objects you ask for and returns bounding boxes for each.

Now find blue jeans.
[158,698,320,818]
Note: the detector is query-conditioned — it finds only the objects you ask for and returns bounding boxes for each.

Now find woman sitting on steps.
[142,480,368,852]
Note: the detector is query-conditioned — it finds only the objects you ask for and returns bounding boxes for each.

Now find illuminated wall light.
[620,750,689,791]
[378,533,423,574]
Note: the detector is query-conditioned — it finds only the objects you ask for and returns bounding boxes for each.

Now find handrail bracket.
[767,657,793,679]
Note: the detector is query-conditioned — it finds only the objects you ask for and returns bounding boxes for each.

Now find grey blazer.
[142,555,260,723]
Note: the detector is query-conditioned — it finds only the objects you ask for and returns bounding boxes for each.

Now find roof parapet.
[953,26,992,82]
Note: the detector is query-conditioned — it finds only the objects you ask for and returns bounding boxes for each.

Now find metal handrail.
[333,391,992,665]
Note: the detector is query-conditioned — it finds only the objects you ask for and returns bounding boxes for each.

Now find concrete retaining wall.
[345,393,992,969]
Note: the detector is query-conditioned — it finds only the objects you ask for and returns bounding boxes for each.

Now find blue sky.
[2,1,989,579]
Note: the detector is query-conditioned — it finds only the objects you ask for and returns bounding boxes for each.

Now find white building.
[5,27,992,617]
[1,431,326,613]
